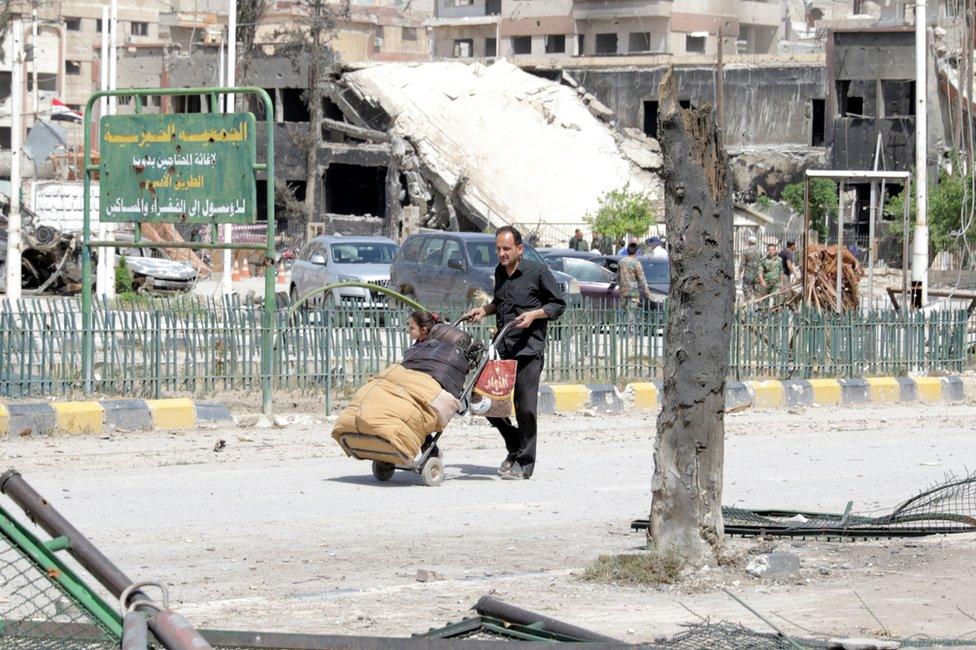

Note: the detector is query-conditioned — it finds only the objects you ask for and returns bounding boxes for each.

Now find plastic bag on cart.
[331,364,459,460]
[472,350,516,419]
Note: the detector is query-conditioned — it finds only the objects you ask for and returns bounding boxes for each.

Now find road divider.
[0,399,232,436]
[538,376,974,414]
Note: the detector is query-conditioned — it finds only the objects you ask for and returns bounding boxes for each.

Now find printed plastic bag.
[473,351,516,418]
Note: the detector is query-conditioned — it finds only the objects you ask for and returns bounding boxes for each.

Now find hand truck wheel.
[421,457,444,487]
[371,460,396,482]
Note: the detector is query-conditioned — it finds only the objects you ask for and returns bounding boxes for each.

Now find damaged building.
[164,53,663,245]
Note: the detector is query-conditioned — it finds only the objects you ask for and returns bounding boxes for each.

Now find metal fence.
[0,297,969,404]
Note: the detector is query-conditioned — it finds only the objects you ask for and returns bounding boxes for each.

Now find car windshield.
[330,243,397,264]
[465,241,546,268]
[642,259,670,284]
[563,258,614,283]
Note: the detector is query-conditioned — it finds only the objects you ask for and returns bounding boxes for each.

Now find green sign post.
[83,88,277,413]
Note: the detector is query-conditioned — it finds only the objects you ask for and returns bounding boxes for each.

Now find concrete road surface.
[3,403,976,642]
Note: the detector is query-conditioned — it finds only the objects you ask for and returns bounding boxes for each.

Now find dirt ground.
[3,403,976,644]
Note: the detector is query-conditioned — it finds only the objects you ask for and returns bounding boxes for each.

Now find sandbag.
[401,339,470,398]
[331,364,447,459]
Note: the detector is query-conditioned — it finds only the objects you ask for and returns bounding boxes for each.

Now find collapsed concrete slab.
[342,60,662,242]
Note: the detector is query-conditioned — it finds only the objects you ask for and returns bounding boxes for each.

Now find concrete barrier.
[0,399,232,436]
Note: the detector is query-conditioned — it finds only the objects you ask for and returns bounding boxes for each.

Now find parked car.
[289,236,398,307]
[117,235,198,293]
[390,232,581,307]
[537,247,599,261]
[543,256,617,302]
[592,255,670,305]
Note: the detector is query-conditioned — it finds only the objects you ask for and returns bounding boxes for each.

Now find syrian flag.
[51,98,83,123]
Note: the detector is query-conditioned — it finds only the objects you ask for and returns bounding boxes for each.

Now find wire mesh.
[722,472,976,536]
[0,536,117,650]
[649,621,826,649]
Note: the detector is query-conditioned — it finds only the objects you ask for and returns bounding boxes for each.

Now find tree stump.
[649,68,735,564]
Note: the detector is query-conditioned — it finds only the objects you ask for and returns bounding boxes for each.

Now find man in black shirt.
[779,241,797,281]
[465,226,566,480]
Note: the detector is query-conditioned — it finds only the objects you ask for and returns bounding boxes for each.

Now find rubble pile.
[342,60,662,239]
[800,244,865,311]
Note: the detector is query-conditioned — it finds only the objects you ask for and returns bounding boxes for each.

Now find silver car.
[117,237,198,292]
[289,236,398,307]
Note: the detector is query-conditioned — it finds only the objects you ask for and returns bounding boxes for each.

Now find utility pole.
[222,0,238,295]
[97,5,111,298]
[7,21,24,301]
[31,7,38,120]
[912,0,928,305]
[109,0,118,115]
[218,33,226,113]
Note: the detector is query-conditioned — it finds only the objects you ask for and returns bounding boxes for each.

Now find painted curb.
[0,399,232,436]
[539,376,974,413]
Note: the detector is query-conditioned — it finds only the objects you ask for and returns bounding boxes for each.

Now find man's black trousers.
[487,354,543,478]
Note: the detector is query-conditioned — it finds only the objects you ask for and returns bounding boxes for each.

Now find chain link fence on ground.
[0,296,969,402]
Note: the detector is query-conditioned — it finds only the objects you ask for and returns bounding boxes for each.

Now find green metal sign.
[84,87,276,413]
[98,112,257,224]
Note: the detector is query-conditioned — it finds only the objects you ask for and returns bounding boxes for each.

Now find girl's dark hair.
[409,310,440,331]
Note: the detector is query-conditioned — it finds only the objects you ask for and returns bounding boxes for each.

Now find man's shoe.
[499,463,525,480]
[498,455,516,475]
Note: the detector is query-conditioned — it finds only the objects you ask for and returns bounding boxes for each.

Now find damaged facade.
[165,54,663,244]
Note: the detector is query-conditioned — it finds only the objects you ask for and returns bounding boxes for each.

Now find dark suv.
[390,232,581,306]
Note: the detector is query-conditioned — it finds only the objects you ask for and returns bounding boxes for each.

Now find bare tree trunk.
[648,68,734,565]
[304,0,324,224]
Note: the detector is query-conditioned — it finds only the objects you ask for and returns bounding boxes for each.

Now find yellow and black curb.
[0,399,232,436]
[538,376,975,414]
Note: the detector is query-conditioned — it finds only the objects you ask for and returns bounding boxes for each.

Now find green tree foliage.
[781,178,837,240]
[584,186,657,243]
[886,169,975,256]
[114,256,134,294]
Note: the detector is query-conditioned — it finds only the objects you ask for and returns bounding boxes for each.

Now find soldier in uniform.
[760,242,783,300]
[617,242,653,322]
[739,235,764,302]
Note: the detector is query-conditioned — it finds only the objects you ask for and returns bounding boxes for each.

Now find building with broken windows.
[426,0,785,61]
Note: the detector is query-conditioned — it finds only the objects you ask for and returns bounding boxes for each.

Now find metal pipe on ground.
[474,596,620,643]
[0,469,213,650]
[122,612,150,650]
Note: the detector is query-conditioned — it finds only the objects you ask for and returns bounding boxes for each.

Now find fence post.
[324,308,332,417]
[153,310,162,400]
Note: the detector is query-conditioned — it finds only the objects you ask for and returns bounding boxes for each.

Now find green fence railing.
[0,296,969,402]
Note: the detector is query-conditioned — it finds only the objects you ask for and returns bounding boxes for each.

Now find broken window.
[485,37,497,57]
[811,98,825,146]
[881,80,915,117]
[324,165,386,217]
[577,34,584,55]
[595,33,617,55]
[282,88,310,122]
[402,26,417,41]
[96,18,103,32]
[643,100,658,139]
[545,34,566,54]
[130,21,148,36]
[511,36,532,55]
[453,39,474,58]
[685,34,706,53]
[844,95,864,117]
[0,127,10,149]
[66,60,82,75]
[679,99,693,110]
[485,0,501,14]
[173,94,205,113]
[629,32,651,52]
[65,17,81,31]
